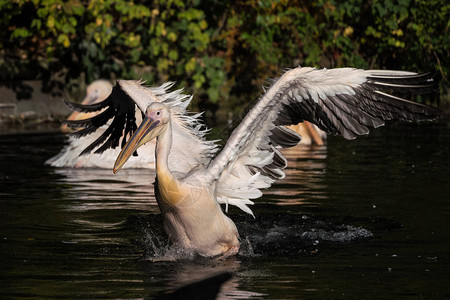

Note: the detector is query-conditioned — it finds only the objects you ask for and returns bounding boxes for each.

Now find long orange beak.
[113,116,160,173]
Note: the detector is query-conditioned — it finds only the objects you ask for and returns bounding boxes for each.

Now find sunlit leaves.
[0,0,447,106]
[184,58,196,73]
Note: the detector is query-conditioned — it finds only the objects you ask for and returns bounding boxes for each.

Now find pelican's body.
[64,67,439,257]
[150,115,239,256]
[155,167,240,257]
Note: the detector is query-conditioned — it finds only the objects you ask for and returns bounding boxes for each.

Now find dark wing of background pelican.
[205,68,440,214]
[63,84,138,155]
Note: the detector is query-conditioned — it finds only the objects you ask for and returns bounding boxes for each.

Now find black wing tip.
[420,106,442,121]
[62,90,113,113]
[62,119,90,129]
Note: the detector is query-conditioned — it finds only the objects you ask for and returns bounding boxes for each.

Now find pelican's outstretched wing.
[63,80,217,173]
[204,67,439,215]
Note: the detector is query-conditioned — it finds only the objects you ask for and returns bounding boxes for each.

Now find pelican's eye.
[156,111,161,116]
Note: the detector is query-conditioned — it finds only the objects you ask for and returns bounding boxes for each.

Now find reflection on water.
[144,258,266,299]
[270,144,328,206]
[54,168,157,211]
[1,120,450,299]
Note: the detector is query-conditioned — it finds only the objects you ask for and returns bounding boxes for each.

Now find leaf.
[185,58,196,73]
[168,49,178,60]
[57,34,70,47]
[167,31,177,42]
[47,15,55,28]
[193,73,205,88]
[31,19,41,30]
[11,28,30,39]
[207,87,219,103]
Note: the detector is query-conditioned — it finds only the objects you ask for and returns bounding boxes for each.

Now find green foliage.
[0,0,448,107]
[216,0,448,102]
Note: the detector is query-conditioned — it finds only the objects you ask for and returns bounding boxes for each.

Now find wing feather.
[269,126,301,147]
[333,94,385,128]
[205,67,439,215]
[64,84,138,155]
[62,96,110,113]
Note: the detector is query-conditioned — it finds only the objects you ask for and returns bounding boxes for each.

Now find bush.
[1,0,448,110]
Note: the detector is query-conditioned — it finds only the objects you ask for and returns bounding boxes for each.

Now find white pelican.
[64,67,439,257]
[47,80,156,168]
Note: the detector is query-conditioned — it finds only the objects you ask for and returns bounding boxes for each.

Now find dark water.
[1,120,449,299]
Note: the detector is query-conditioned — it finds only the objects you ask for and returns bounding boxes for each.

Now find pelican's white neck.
[154,120,186,208]
[155,120,173,177]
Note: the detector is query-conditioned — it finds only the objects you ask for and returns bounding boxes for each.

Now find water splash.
[235,214,375,257]
[128,211,386,260]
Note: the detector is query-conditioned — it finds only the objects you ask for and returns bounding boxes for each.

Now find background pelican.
[47,80,156,168]
[64,67,439,257]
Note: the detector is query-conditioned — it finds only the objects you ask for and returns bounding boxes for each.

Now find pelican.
[64,67,439,257]
[47,80,157,168]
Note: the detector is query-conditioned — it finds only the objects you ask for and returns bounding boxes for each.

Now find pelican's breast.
[155,173,240,257]
[155,170,187,207]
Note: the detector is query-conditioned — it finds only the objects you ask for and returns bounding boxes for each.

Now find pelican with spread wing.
[64,67,439,257]
[47,80,157,168]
